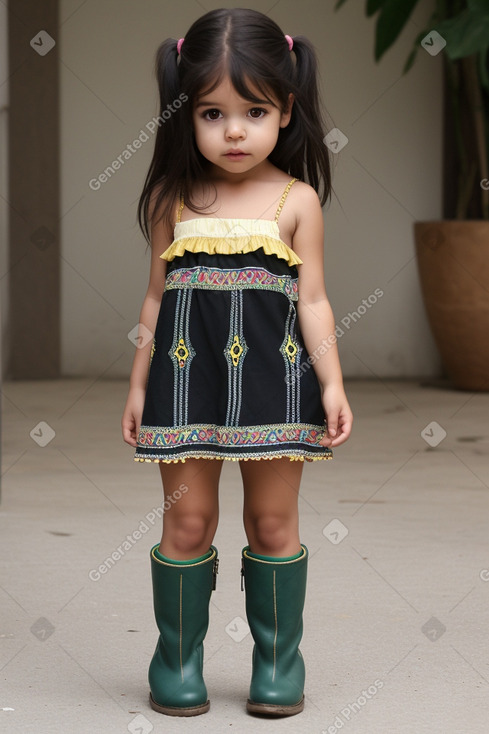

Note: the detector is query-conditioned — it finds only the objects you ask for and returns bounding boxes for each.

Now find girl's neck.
[187,170,293,221]
[204,159,278,186]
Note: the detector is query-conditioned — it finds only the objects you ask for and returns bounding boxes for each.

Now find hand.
[318,384,353,448]
[121,386,146,448]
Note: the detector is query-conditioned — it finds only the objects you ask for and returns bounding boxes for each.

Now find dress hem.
[133,451,333,464]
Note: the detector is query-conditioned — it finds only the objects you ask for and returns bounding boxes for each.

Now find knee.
[169,513,215,554]
[247,514,295,554]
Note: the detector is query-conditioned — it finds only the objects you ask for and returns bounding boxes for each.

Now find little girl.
[122,6,352,719]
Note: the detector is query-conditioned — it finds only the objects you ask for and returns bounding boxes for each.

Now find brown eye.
[203,109,221,120]
[249,108,266,119]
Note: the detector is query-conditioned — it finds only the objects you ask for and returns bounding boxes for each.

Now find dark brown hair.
[137,7,333,244]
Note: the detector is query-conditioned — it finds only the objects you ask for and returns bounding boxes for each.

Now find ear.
[280,93,295,128]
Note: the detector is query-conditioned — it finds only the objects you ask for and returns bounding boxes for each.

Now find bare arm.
[128,243,168,391]
[292,184,353,447]
[121,192,172,447]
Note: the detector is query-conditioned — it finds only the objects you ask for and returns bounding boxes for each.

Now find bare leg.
[157,458,223,560]
[240,458,304,556]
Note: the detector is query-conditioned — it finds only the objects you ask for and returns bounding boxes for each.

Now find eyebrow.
[194,99,272,109]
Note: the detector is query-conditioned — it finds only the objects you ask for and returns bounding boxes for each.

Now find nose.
[225,118,246,140]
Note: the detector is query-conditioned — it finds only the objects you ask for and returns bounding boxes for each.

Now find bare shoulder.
[285,181,323,249]
[289,181,325,275]
[148,182,177,225]
[145,185,178,265]
[146,183,182,246]
[290,181,322,223]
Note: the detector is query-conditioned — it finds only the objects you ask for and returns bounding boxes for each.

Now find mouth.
[225,150,249,159]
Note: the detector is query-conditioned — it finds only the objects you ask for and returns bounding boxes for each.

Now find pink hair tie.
[285,34,293,51]
[177,37,184,55]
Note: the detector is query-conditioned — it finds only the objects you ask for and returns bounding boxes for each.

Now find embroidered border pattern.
[164,266,298,301]
[136,422,329,449]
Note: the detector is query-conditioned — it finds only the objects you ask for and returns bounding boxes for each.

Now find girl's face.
[192,75,294,180]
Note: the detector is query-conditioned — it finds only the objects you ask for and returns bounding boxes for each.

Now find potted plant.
[335,0,489,391]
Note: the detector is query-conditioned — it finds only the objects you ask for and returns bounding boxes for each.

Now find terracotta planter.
[414,221,489,391]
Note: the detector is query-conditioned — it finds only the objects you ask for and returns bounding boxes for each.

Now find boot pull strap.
[212,556,219,590]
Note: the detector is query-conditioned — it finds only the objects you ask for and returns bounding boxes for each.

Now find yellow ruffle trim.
[134,453,333,464]
[160,235,303,268]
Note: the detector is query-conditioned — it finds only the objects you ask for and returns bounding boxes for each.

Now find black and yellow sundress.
[134,177,333,463]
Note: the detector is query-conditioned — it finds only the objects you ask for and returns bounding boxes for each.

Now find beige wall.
[60,0,442,378]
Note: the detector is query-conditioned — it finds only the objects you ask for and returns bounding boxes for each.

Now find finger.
[122,424,137,447]
[330,419,353,446]
[319,434,333,447]
[325,412,339,438]
[318,424,333,446]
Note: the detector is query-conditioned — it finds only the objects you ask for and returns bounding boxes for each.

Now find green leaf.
[374,0,421,61]
[366,0,384,17]
[435,10,489,59]
[334,0,350,10]
[402,31,426,75]
[402,46,418,74]
[467,0,489,12]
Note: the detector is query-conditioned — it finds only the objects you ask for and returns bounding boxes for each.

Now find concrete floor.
[1,377,489,734]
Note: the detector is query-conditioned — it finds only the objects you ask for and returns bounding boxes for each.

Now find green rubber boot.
[241,544,308,716]
[148,543,219,716]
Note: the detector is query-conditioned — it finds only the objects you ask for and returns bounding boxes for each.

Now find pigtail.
[155,38,181,126]
[274,35,332,207]
[137,39,189,245]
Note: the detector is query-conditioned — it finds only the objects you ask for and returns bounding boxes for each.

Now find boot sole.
[150,692,210,716]
[247,695,304,716]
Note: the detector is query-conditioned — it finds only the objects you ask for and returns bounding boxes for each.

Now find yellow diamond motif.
[174,337,189,367]
[285,334,297,364]
[229,335,243,367]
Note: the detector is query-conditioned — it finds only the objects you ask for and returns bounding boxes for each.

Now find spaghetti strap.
[176,179,297,224]
[274,178,297,223]
[176,191,184,223]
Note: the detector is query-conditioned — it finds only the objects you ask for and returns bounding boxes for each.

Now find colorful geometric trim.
[164,266,299,301]
[134,450,332,464]
[135,422,333,457]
